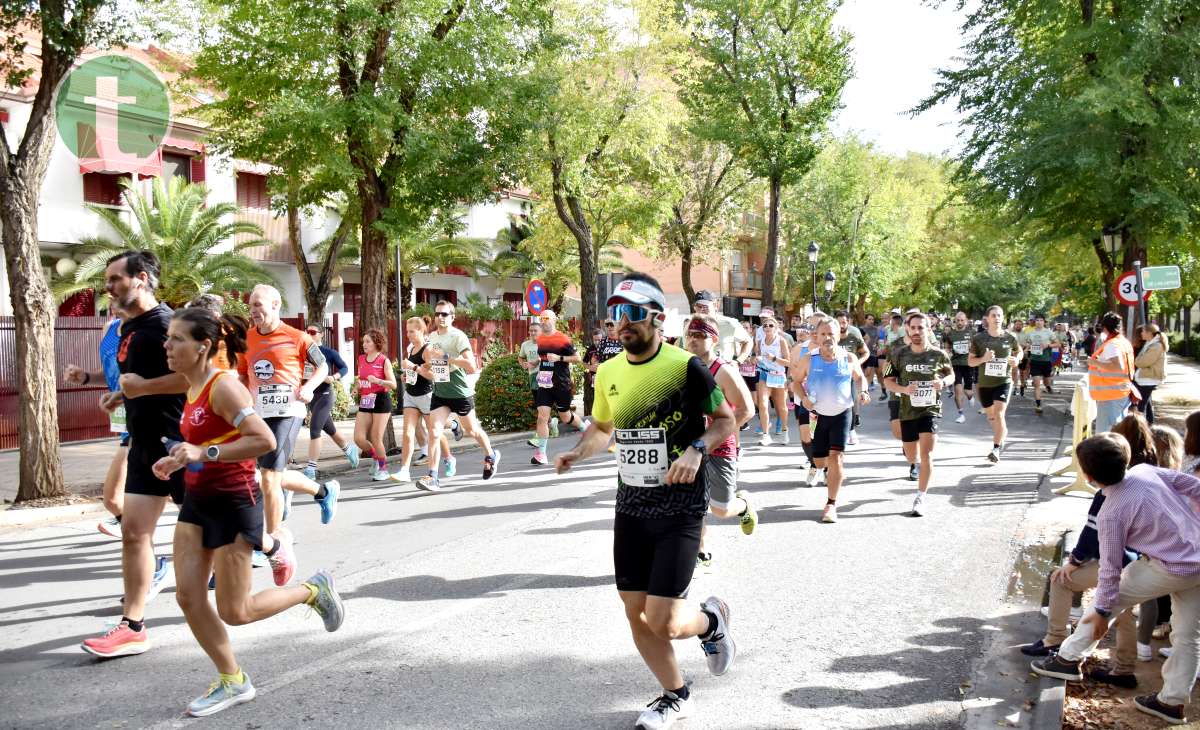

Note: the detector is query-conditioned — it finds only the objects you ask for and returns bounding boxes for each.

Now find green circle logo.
[55,54,170,165]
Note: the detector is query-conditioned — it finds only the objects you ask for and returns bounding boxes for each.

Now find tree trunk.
[762,174,782,309]
[550,151,598,332]
[285,181,326,326]
[680,238,696,309]
[0,180,67,502]
[357,183,388,339]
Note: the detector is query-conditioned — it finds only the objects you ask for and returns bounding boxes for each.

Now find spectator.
[1088,312,1136,433]
[1184,411,1200,475]
[1134,324,1168,424]
[583,328,603,416]
[1032,433,1200,726]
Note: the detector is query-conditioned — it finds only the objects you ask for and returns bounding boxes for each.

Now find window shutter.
[82,173,128,206]
[190,154,206,184]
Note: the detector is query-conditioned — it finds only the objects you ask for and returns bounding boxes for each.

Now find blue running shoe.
[344,443,360,469]
[301,466,317,481]
[304,570,345,632]
[443,456,457,478]
[318,480,340,525]
[146,555,172,602]
[187,674,256,717]
[251,550,268,568]
[281,487,294,521]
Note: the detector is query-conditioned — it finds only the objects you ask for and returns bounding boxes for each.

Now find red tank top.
[180,372,258,499]
[707,358,737,458]
[357,353,388,395]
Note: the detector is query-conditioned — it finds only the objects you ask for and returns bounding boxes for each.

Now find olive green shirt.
[943,327,975,367]
[971,331,1021,388]
[884,345,954,420]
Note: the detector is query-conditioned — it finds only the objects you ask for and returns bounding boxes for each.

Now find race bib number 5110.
[615,428,669,487]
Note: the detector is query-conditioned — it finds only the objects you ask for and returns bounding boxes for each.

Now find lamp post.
[807,241,819,311]
[823,269,836,305]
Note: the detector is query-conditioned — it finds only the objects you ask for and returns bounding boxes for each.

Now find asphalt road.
[0,385,1068,729]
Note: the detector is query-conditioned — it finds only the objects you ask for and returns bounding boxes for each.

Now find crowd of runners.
[67,251,1186,728]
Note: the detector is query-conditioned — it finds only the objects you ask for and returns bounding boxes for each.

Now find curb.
[1033,681,1065,729]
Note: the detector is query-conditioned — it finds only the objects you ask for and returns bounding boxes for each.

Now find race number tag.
[537,371,554,389]
[909,383,936,407]
[1031,344,1044,356]
[739,360,756,377]
[109,404,127,434]
[359,393,377,410]
[615,428,669,487]
[765,371,787,389]
[985,361,1008,378]
[404,368,417,386]
[431,357,450,383]
[256,384,293,418]
[953,340,969,355]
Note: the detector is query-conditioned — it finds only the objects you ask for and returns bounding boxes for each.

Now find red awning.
[161,135,205,155]
[76,119,162,177]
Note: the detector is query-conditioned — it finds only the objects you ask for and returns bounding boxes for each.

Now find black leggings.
[308,388,337,439]
[1135,384,1156,424]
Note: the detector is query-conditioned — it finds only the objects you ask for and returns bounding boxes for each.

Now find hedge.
[475,353,538,433]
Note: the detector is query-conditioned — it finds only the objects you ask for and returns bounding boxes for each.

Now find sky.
[832,0,970,157]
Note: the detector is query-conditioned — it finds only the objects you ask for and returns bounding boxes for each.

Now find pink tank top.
[708,358,737,459]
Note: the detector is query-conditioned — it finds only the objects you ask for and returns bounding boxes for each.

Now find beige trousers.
[1042,560,1136,674]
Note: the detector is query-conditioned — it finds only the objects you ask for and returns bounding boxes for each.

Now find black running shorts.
[978,384,1012,409]
[430,394,475,417]
[953,364,976,389]
[534,386,573,412]
[177,488,264,550]
[811,408,852,459]
[1030,360,1053,378]
[613,512,702,598]
[125,436,184,505]
[900,415,939,443]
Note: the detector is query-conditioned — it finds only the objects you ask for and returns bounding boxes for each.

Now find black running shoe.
[1134,694,1186,725]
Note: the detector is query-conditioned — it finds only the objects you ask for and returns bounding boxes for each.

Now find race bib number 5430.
[615,428,669,487]
[256,384,293,418]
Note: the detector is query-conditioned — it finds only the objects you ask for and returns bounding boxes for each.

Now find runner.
[531,310,585,466]
[555,272,737,730]
[836,310,870,446]
[520,322,556,441]
[584,328,603,417]
[880,323,920,480]
[882,312,954,516]
[418,300,500,491]
[301,325,359,480]
[791,316,872,523]
[685,314,758,567]
[878,311,906,400]
[968,305,1023,463]
[152,307,344,717]
[754,313,791,446]
[1024,315,1060,415]
[354,328,397,481]
[943,310,977,424]
[392,316,453,483]
[861,313,881,394]
[63,303,128,538]
[1011,317,1030,397]
[239,284,337,582]
[82,251,184,657]
[738,320,760,431]
[789,322,821,486]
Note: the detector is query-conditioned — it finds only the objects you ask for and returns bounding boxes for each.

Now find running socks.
[671,684,691,701]
[699,609,718,641]
[825,498,836,506]
[314,484,328,501]
[302,581,319,605]
[123,616,144,632]
[220,669,246,685]
[375,457,387,471]
[306,460,318,471]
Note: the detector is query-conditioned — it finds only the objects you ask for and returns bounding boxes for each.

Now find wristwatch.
[1094,607,1112,619]
[205,445,220,462]
[690,438,706,455]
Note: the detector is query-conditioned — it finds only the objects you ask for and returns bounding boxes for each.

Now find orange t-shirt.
[238,322,315,418]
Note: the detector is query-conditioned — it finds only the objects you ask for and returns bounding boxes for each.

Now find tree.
[678,0,852,308]
[658,133,756,307]
[51,177,279,307]
[917,0,1200,318]
[0,1,127,502]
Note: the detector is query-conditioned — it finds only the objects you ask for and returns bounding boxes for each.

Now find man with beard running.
[883,312,954,516]
[530,310,585,466]
[943,311,977,424]
[1024,314,1060,415]
[556,273,737,730]
[969,305,1023,463]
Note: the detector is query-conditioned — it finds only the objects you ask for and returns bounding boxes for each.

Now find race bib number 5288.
[615,428,669,487]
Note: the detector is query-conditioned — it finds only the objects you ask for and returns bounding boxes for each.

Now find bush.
[1167,332,1199,358]
[475,353,537,433]
[331,379,352,421]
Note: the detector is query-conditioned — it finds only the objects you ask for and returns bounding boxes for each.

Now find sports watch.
[205,445,220,462]
[690,438,706,455]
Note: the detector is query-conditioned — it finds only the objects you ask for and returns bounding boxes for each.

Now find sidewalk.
[0,416,537,507]
[1153,352,1200,431]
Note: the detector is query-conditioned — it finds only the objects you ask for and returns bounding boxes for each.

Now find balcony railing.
[729,271,763,291]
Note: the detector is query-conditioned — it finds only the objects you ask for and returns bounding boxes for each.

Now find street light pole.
[807,241,819,314]
[823,269,836,308]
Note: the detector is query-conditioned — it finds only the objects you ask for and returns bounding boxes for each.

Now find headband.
[687,318,720,340]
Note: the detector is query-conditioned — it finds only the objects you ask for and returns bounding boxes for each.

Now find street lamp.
[1102,227,1121,263]
[951,298,959,312]
[823,269,836,304]
[807,241,819,308]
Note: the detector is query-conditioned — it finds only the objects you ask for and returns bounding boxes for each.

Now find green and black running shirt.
[883,346,954,420]
[592,341,724,519]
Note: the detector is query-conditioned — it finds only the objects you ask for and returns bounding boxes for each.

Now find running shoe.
[635,689,693,730]
[450,419,464,441]
[187,674,257,717]
[1160,646,1173,658]
[301,466,317,481]
[304,569,345,632]
[483,450,501,480]
[443,456,457,478]
[549,419,559,438]
[344,444,360,469]
[987,446,1001,463]
[268,528,296,586]
[908,463,919,481]
[735,490,757,536]
[759,432,772,447]
[416,448,428,463]
[879,392,888,402]
[696,552,713,568]
[954,411,966,424]
[1138,642,1153,661]
[208,573,216,590]
[81,620,150,658]
[417,474,443,492]
[1030,654,1082,681]
[251,550,267,568]
[739,422,750,432]
[531,449,548,466]
[1019,385,1026,397]
[146,555,172,602]
[804,467,820,488]
[847,430,859,446]
[527,436,540,448]
[911,493,926,517]
[318,480,340,524]
[97,516,122,538]
[1046,384,1055,395]
[777,428,789,445]
[699,596,736,676]
[282,487,294,521]
[821,504,838,523]
[1134,694,1186,725]
[371,466,390,482]
[390,467,411,484]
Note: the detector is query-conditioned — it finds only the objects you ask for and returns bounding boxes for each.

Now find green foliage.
[331,379,352,422]
[474,354,537,433]
[460,294,514,323]
[51,177,279,308]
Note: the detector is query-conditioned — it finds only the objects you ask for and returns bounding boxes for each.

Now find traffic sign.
[524,279,548,315]
[1140,265,1181,291]
[1113,271,1152,306]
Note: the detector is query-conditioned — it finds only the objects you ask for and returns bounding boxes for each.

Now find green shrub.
[475,353,537,433]
[1167,332,1200,358]
[331,379,352,421]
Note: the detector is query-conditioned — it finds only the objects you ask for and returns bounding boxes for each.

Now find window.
[82,172,131,206]
[236,172,269,209]
[503,292,523,317]
[416,288,457,306]
[342,283,361,321]
[161,153,192,183]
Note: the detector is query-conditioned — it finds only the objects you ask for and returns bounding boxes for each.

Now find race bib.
[537,371,554,389]
[431,358,450,383]
[256,384,293,418]
[359,393,377,410]
[765,371,787,389]
[404,368,417,386]
[1031,344,1044,356]
[953,340,969,355]
[739,360,756,377]
[985,361,1008,378]
[909,383,936,407]
[109,404,127,434]
[615,428,669,487]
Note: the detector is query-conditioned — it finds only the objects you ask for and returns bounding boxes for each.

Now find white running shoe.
[805,467,820,487]
[847,430,859,446]
[821,504,838,523]
[635,689,693,730]
[1138,642,1153,662]
[699,596,735,675]
[371,467,390,482]
[954,412,966,424]
[911,493,926,517]
[97,517,122,538]
[390,467,411,483]
[759,432,772,447]
[1160,646,1173,658]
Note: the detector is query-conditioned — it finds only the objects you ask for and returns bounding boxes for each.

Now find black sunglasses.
[434,312,452,318]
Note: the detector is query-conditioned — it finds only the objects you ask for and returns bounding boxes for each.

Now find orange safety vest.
[1088,333,1134,401]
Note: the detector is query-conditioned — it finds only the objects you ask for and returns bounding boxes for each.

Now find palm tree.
[53,177,279,308]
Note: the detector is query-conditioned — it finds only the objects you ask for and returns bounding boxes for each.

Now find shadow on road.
[345,571,611,602]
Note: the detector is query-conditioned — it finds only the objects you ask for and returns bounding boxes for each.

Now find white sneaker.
[911,493,926,517]
[847,430,859,446]
[954,412,966,424]
[1138,642,1153,661]
[699,596,735,675]
[1160,646,1173,658]
[97,517,122,539]
[805,467,820,487]
[1039,606,1084,621]
[635,689,693,729]
[777,429,789,445]
[821,504,838,523]
[371,464,390,481]
[759,432,772,447]
[390,467,411,483]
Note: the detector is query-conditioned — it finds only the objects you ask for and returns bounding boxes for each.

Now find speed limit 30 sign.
[1113,271,1152,306]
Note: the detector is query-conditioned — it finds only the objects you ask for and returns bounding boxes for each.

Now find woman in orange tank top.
[152,307,345,718]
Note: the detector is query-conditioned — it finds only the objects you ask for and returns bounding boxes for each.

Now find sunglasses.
[604,322,615,327]
[763,324,776,329]
[686,331,710,339]
[434,312,452,318]
[608,303,656,323]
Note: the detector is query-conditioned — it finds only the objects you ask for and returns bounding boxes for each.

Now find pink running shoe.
[268,527,296,586]
[81,621,150,658]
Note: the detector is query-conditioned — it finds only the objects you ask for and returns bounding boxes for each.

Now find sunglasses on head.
[434,311,452,318]
[608,303,657,323]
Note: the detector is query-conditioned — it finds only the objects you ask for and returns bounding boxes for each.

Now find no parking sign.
[525,279,548,315]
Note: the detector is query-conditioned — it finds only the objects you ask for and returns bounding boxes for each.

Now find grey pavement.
[0,383,1080,729]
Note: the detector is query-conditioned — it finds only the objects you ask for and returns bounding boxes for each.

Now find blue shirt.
[98,319,122,392]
